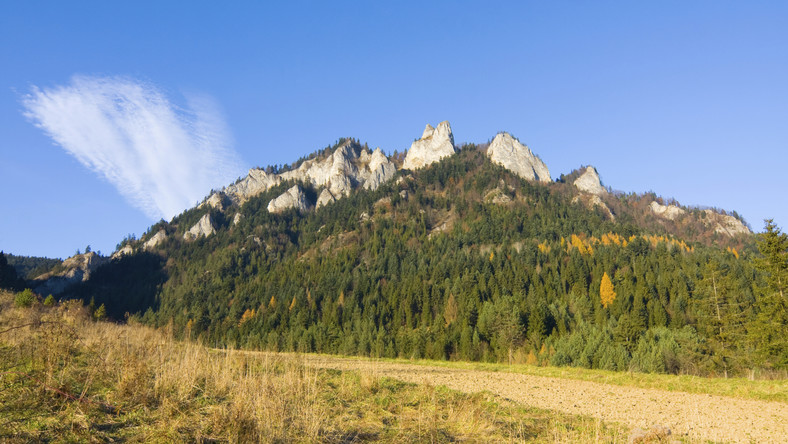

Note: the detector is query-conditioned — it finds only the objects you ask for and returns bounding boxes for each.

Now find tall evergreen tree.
[751,220,788,369]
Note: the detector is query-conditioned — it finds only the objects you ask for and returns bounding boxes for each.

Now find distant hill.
[5,253,61,280]
[51,121,786,375]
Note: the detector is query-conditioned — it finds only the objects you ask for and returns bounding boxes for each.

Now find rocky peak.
[573,166,606,195]
[267,185,313,214]
[144,229,167,250]
[486,132,550,182]
[213,140,396,210]
[402,121,457,170]
[703,210,751,237]
[316,189,336,209]
[650,201,686,220]
[33,251,109,295]
[184,213,216,240]
[111,244,134,260]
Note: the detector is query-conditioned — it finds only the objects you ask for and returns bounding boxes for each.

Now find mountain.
[42,121,786,375]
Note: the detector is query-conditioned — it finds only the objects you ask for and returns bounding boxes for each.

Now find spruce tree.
[752,220,788,369]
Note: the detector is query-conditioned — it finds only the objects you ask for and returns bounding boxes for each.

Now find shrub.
[14,288,35,308]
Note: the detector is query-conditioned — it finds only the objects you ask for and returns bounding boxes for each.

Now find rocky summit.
[402,121,457,170]
[33,251,108,295]
[267,185,312,214]
[573,166,606,195]
[184,213,216,240]
[486,132,550,182]
[208,140,395,213]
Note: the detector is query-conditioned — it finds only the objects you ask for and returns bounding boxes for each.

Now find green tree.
[751,220,788,369]
[693,260,744,376]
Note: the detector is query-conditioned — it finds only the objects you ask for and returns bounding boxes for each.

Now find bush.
[14,289,36,308]
[43,294,55,306]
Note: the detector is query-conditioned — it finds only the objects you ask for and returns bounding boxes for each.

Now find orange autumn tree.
[600,272,616,308]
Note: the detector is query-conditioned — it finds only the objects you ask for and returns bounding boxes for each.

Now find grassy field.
[0,291,630,443]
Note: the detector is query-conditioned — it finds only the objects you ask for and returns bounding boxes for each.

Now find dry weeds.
[0,290,629,442]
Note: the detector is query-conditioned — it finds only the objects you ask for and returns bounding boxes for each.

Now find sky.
[1,1,787,259]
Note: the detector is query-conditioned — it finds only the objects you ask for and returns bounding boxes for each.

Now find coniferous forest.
[57,144,787,376]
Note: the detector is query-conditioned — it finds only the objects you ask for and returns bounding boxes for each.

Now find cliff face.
[267,185,313,214]
[486,132,550,183]
[208,140,396,213]
[184,213,216,240]
[33,251,109,295]
[402,121,457,170]
[574,166,606,195]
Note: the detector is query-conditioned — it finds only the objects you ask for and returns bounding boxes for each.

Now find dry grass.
[0,290,633,442]
[324,355,788,404]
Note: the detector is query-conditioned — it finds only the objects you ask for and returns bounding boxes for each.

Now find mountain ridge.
[16,121,779,376]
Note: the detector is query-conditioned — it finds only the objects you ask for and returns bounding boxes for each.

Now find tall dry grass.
[0,291,631,442]
[0,291,332,442]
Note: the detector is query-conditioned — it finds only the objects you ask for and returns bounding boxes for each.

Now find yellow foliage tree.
[268,295,276,309]
[570,234,588,255]
[600,272,616,308]
[239,308,255,326]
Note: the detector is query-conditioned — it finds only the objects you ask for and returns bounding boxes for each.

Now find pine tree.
[752,220,788,369]
[600,272,616,308]
[694,260,744,376]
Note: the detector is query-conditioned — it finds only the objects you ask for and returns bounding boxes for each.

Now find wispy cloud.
[22,75,245,220]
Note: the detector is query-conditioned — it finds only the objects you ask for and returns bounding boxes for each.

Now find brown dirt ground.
[303,355,788,443]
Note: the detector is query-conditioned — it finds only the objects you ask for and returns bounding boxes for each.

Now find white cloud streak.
[22,75,245,220]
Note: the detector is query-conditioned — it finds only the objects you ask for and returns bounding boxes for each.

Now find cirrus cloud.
[22,75,245,220]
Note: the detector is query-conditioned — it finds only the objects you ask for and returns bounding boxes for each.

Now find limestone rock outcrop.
[316,189,336,209]
[574,166,606,195]
[33,252,109,295]
[650,201,686,220]
[703,210,751,237]
[184,214,216,240]
[223,169,281,206]
[486,132,550,182]
[211,141,396,210]
[402,121,457,170]
[144,230,167,250]
[267,185,313,214]
[362,148,397,190]
[201,192,228,211]
[111,244,134,260]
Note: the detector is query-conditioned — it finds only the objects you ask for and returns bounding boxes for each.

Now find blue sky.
[1,1,786,259]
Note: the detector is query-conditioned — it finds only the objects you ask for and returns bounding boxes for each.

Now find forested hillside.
[63,144,787,376]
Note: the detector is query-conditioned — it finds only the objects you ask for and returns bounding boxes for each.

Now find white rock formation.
[211,141,396,209]
[33,252,109,295]
[267,185,313,213]
[232,213,243,226]
[486,132,550,182]
[362,148,397,190]
[111,244,134,260]
[402,121,457,170]
[201,192,227,210]
[144,230,167,250]
[316,189,336,209]
[703,210,751,237]
[184,213,216,240]
[650,201,686,220]
[574,166,606,195]
[222,169,281,206]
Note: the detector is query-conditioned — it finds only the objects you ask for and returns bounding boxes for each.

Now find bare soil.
[304,355,788,443]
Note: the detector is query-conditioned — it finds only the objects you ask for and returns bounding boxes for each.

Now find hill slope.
[56,123,785,375]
